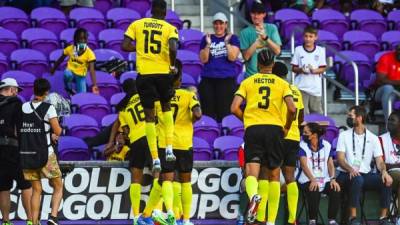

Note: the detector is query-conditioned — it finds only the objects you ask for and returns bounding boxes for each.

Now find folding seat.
[101,114,118,128]
[120,71,137,83]
[123,0,151,17]
[106,8,141,30]
[343,31,380,60]
[86,70,120,101]
[69,8,107,36]
[145,9,183,30]
[94,0,114,14]
[98,29,125,55]
[58,136,91,160]
[110,92,126,112]
[0,7,30,35]
[128,52,137,70]
[221,114,244,138]
[213,136,243,160]
[194,115,220,146]
[177,50,203,82]
[192,137,213,161]
[0,28,19,56]
[10,49,48,78]
[42,71,69,98]
[1,70,35,101]
[71,93,111,124]
[312,9,349,39]
[30,7,68,35]
[374,51,391,65]
[63,114,100,138]
[179,29,204,53]
[317,30,342,57]
[94,49,124,64]
[381,31,400,50]
[350,9,387,39]
[49,49,68,68]
[60,28,98,49]
[304,113,338,143]
[388,10,400,30]
[0,53,8,76]
[181,73,197,88]
[274,9,310,42]
[21,28,59,55]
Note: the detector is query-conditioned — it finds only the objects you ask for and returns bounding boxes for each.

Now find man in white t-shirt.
[336,105,392,225]
[20,79,63,225]
[291,26,327,115]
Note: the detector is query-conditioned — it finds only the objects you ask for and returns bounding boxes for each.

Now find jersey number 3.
[258,86,271,109]
[143,30,162,54]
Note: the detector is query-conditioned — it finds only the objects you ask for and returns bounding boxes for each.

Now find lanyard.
[352,129,366,160]
[311,150,321,170]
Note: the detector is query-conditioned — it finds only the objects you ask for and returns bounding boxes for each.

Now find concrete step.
[181,15,213,28]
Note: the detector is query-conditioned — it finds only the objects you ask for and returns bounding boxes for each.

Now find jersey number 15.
[143,30,162,54]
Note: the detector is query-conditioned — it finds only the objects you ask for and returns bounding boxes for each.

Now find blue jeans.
[336,172,391,209]
[64,69,87,93]
[375,84,396,121]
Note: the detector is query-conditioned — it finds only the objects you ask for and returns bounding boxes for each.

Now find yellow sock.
[267,181,281,223]
[162,181,174,211]
[245,176,258,199]
[145,122,159,159]
[256,180,269,222]
[155,199,163,211]
[130,183,141,217]
[173,182,182,218]
[181,182,192,220]
[163,111,174,147]
[287,182,299,223]
[143,178,162,217]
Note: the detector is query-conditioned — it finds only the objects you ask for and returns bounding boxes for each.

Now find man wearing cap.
[374,44,400,123]
[239,0,282,78]
[0,78,33,225]
[199,12,240,122]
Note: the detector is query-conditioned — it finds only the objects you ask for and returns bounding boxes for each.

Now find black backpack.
[19,102,51,169]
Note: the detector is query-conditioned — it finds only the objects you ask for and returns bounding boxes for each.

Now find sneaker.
[309,220,316,225]
[137,216,155,225]
[396,217,400,225]
[245,194,261,224]
[165,149,176,162]
[26,221,33,225]
[152,159,161,173]
[328,220,339,225]
[2,221,14,225]
[182,221,194,225]
[47,216,59,225]
[349,218,360,225]
[379,217,394,225]
[166,211,176,225]
[152,210,168,225]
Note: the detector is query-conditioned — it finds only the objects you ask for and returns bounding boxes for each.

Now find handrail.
[200,0,204,32]
[171,0,175,11]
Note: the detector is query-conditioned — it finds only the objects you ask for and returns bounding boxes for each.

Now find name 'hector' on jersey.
[254,77,275,84]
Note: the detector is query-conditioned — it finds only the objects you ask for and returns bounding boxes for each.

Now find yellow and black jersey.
[156,89,200,150]
[281,85,304,141]
[235,73,293,128]
[63,45,96,76]
[124,17,179,75]
[118,94,146,144]
[107,145,130,161]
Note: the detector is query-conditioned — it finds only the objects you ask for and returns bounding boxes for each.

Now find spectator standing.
[199,12,240,122]
[239,0,282,78]
[291,26,327,115]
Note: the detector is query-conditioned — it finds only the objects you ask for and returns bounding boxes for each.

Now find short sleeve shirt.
[376,51,400,81]
[64,45,96,76]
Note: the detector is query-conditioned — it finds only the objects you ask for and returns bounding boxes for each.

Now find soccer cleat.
[166,211,176,225]
[26,221,33,225]
[1,221,14,225]
[152,210,168,225]
[152,158,161,173]
[165,149,176,162]
[245,194,261,224]
[137,216,155,225]
[47,216,59,225]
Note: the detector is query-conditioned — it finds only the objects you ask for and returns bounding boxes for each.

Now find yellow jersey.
[235,73,293,128]
[63,45,96,76]
[124,17,179,75]
[118,94,146,144]
[281,85,304,141]
[156,89,200,150]
[107,145,130,161]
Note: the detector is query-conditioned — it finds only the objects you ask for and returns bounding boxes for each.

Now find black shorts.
[282,139,299,167]
[0,147,31,191]
[129,136,152,169]
[244,125,284,169]
[136,74,175,109]
[158,148,193,173]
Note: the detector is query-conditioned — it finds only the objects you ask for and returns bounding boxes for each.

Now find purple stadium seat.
[107,8,141,31]
[86,70,120,101]
[194,115,220,146]
[94,0,114,14]
[71,93,110,124]
[128,52,137,70]
[304,113,336,126]
[145,10,183,30]
[374,51,390,64]
[343,31,380,60]
[312,9,349,39]
[120,71,137,83]
[179,29,203,53]
[381,31,400,50]
[49,49,67,68]
[388,10,400,30]
[317,30,342,57]
[274,9,311,41]
[181,73,197,88]
[334,51,372,89]
[324,125,339,144]
[110,92,126,112]
[101,114,118,128]
[69,8,106,36]
[177,50,203,82]
[192,137,213,161]
[1,70,35,100]
[221,114,244,138]
[0,53,8,76]
[331,137,338,151]
[350,9,386,39]
[60,28,98,49]
[213,136,243,160]
[98,29,125,56]
[21,28,59,55]
[10,49,48,78]
[58,136,91,161]
[42,71,69,98]
[0,7,30,35]
[123,0,151,17]
[63,114,100,138]
[94,49,124,63]
[0,28,19,56]
[30,7,68,35]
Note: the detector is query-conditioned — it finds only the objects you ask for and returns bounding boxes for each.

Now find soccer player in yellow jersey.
[231,49,296,225]
[122,0,179,172]
[51,28,99,95]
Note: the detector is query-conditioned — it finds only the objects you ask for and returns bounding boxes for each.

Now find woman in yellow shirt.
[50,28,99,95]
